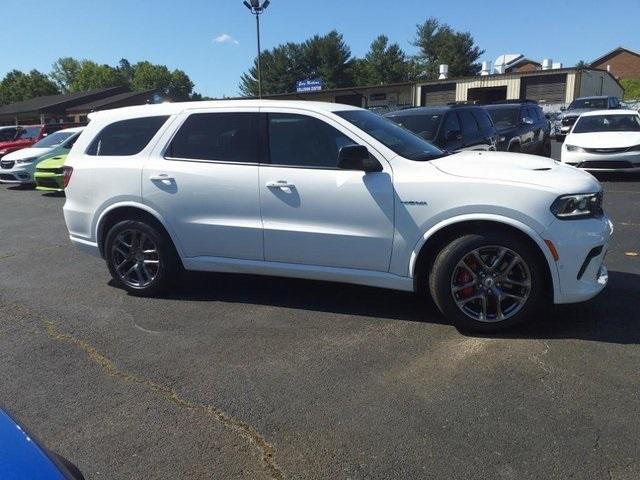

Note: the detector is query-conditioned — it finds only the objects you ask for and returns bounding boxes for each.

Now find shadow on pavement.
[134,269,640,341]
[592,172,640,182]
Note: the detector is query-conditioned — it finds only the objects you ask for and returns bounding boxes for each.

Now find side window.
[268,113,356,168]
[167,112,258,163]
[442,112,461,134]
[87,116,168,156]
[472,110,493,131]
[459,110,479,134]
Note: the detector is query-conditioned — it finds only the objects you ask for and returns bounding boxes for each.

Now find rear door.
[471,109,497,150]
[520,107,537,153]
[458,110,488,150]
[440,112,464,151]
[143,109,263,260]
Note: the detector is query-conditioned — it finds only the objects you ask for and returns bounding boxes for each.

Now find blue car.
[0,409,84,479]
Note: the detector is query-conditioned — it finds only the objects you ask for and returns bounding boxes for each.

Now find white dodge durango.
[63,100,612,331]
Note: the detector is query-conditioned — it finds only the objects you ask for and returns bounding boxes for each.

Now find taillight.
[62,166,73,188]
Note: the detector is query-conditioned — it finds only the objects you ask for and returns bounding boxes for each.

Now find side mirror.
[445,129,462,141]
[337,145,382,173]
[522,117,534,125]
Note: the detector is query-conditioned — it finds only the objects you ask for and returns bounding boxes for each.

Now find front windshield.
[487,107,519,128]
[15,126,41,140]
[573,114,640,133]
[569,98,608,110]
[336,110,445,161]
[388,113,442,142]
[32,130,74,148]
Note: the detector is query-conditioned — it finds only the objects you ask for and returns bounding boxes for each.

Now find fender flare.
[94,201,186,258]
[408,213,559,299]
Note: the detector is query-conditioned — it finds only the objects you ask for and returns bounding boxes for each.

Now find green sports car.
[34,154,67,192]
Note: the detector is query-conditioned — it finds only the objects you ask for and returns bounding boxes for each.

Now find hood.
[431,151,599,192]
[566,132,640,149]
[558,108,593,119]
[37,155,67,169]
[2,146,52,161]
[0,139,31,151]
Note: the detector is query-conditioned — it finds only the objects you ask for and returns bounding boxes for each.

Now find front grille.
[583,147,630,154]
[37,178,62,189]
[579,160,634,169]
[37,167,64,174]
[0,173,16,181]
[0,160,14,169]
[562,116,578,126]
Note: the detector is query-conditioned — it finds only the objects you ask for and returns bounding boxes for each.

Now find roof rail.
[488,99,539,105]
[446,101,479,107]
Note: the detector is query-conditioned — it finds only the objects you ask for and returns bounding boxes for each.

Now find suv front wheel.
[429,232,546,332]
[105,220,179,296]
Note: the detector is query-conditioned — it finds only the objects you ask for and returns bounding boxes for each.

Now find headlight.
[550,192,603,219]
[15,157,38,164]
[565,145,585,153]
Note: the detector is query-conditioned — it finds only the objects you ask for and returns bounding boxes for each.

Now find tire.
[508,143,521,153]
[540,137,552,157]
[428,232,546,332]
[104,219,179,296]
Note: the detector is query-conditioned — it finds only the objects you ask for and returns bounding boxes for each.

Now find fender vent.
[533,167,551,171]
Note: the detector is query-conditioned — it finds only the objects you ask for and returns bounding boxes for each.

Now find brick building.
[590,47,640,80]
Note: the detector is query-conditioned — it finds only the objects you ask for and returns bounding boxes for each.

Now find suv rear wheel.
[428,232,546,332]
[105,220,179,296]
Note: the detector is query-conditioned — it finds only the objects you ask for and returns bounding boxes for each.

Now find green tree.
[412,17,484,79]
[70,60,126,91]
[117,58,136,86]
[168,69,195,101]
[50,57,81,93]
[132,61,172,92]
[356,35,411,85]
[575,60,588,69]
[240,31,354,96]
[621,79,640,100]
[0,69,60,105]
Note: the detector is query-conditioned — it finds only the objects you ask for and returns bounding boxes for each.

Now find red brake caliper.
[457,256,476,298]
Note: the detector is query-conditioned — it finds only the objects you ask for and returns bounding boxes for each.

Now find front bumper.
[542,215,613,304]
[560,149,640,172]
[0,162,36,184]
[34,171,64,191]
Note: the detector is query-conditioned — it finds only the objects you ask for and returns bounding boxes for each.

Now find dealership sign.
[296,79,323,92]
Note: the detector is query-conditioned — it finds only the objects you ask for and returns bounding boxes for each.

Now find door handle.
[150,174,174,182]
[266,180,295,189]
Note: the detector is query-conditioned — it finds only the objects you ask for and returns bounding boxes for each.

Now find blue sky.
[1,0,638,98]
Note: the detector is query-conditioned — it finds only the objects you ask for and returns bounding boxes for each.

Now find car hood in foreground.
[431,151,599,192]
[37,155,68,169]
[565,132,640,149]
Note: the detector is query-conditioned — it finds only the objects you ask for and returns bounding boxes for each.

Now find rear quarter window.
[471,110,494,131]
[86,116,169,156]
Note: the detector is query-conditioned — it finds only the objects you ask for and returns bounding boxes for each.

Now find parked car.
[0,125,20,142]
[0,127,83,185]
[560,110,640,172]
[0,409,84,479]
[0,123,82,160]
[63,100,611,332]
[485,101,552,156]
[35,154,68,191]
[555,96,621,142]
[384,104,498,152]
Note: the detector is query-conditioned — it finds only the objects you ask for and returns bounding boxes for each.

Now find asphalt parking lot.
[1,148,639,479]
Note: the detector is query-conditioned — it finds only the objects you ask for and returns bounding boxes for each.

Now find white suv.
[63,100,612,331]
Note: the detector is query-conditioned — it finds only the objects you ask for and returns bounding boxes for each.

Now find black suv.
[555,96,621,142]
[485,101,552,156]
[384,104,498,152]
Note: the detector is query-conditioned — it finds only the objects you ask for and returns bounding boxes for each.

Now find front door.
[259,109,394,272]
[143,109,263,260]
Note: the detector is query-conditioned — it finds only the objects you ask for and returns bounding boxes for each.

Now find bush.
[621,79,640,100]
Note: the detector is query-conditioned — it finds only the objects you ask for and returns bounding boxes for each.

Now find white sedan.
[561,109,640,172]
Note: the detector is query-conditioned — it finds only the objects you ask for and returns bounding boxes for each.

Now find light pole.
[243,0,270,99]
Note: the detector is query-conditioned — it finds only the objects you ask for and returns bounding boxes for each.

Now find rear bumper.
[69,235,101,258]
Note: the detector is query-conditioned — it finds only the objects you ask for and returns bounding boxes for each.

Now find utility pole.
[243,0,270,99]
